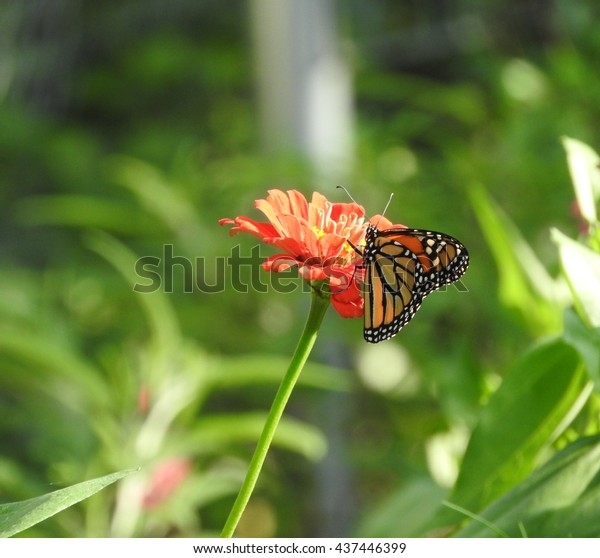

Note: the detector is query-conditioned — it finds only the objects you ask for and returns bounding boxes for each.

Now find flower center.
[311,226,327,239]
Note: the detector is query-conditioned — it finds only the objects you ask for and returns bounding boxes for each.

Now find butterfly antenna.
[336,185,359,205]
[374,192,394,227]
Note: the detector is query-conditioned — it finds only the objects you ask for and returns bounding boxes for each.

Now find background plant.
[1,0,600,537]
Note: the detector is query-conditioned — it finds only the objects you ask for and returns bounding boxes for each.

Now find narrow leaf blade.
[0,469,136,538]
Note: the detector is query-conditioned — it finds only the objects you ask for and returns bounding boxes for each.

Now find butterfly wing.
[363,245,424,343]
[363,226,469,343]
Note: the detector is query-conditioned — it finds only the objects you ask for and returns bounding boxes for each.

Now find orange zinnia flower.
[219,189,368,317]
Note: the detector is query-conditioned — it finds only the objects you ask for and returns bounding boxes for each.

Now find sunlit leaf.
[552,228,600,327]
[0,469,136,538]
[562,137,600,225]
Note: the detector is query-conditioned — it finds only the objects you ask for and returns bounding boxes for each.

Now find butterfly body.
[359,224,469,343]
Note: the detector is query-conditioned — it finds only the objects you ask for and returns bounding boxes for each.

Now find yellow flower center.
[312,226,327,239]
[342,236,364,261]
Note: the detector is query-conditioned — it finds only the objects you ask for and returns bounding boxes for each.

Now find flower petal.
[298,265,328,282]
[219,216,280,239]
[332,294,364,318]
[287,190,310,220]
[369,214,406,230]
[262,254,300,272]
[220,189,374,322]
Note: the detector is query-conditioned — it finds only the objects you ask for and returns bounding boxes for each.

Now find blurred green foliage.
[2,0,600,538]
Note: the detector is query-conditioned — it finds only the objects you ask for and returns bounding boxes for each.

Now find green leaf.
[441,339,584,525]
[455,435,600,537]
[209,355,354,392]
[0,330,111,410]
[468,183,566,333]
[183,412,327,461]
[562,137,600,225]
[0,469,136,538]
[356,477,446,537]
[85,231,181,354]
[187,470,243,509]
[16,195,158,236]
[563,308,600,388]
[552,228,600,327]
[107,155,205,251]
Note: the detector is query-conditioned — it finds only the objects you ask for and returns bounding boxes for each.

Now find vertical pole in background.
[250,0,356,536]
[250,0,354,181]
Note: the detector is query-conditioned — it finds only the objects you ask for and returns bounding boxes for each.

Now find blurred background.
[1,0,599,537]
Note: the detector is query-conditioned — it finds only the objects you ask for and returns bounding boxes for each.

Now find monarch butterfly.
[353,222,469,343]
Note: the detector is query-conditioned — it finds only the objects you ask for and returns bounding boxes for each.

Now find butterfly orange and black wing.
[362,225,469,343]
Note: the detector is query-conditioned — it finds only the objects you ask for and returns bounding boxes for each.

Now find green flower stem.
[220,288,330,538]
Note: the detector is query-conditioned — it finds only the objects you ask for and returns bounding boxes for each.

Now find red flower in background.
[143,458,192,509]
[220,189,368,317]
